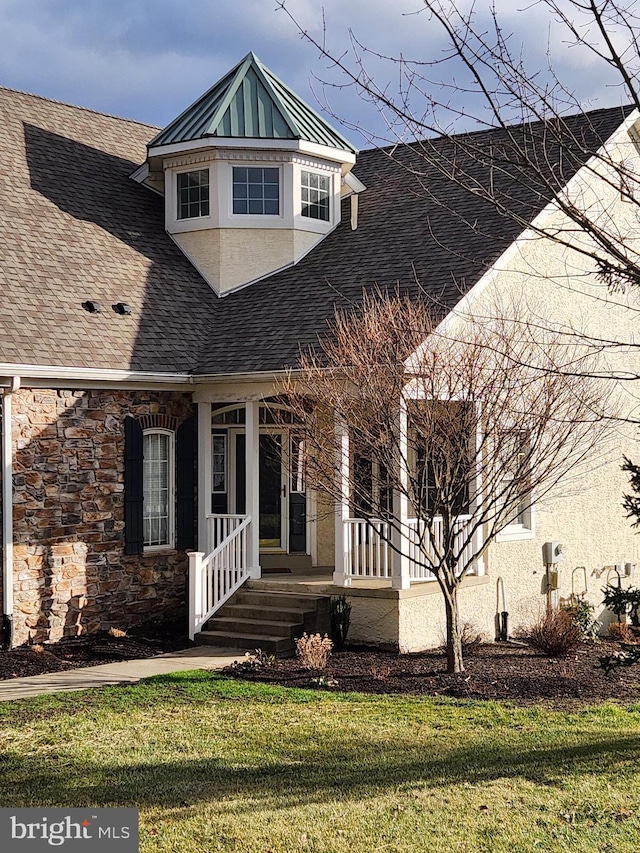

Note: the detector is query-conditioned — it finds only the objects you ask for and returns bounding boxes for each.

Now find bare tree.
[278,0,640,381]
[282,292,613,672]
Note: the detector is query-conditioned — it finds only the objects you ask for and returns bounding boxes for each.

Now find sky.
[0,0,634,148]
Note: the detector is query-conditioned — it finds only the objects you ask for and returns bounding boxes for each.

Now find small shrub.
[602,584,640,627]
[523,610,582,657]
[609,622,634,642]
[368,662,392,681]
[108,627,127,638]
[564,599,600,640]
[600,643,640,675]
[310,675,339,688]
[330,595,352,651]
[296,633,333,670]
[229,649,275,673]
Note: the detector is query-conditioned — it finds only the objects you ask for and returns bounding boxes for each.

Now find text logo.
[1,809,138,851]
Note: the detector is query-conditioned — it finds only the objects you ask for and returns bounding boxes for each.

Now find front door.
[213,422,306,554]
[259,433,284,549]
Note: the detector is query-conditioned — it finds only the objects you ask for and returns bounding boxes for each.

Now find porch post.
[392,397,411,590]
[333,416,351,587]
[197,402,212,553]
[245,400,261,579]
[471,407,485,576]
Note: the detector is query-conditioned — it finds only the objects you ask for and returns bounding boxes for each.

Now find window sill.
[496,525,534,543]
[143,546,177,556]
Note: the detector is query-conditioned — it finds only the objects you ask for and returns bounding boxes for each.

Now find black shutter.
[176,415,196,550]
[124,416,144,554]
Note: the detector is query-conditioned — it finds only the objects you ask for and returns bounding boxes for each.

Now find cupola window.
[177,169,210,220]
[232,167,279,215]
[301,170,330,221]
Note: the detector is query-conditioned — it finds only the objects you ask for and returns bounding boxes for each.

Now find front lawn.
[1,673,639,852]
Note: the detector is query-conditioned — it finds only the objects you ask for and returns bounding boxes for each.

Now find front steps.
[195,586,331,656]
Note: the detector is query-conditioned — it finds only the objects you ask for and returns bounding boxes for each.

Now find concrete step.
[218,603,314,623]
[237,589,327,609]
[205,616,301,638]
[196,630,295,656]
[260,553,313,572]
[194,586,331,657]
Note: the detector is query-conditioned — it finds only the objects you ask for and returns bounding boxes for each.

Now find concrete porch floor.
[250,569,489,600]
[251,569,434,600]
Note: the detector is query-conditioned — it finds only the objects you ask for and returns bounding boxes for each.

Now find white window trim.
[293,160,339,233]
[212,432,228,495]
[300,168,331,223]
[229,162,284,222]
[496,500,535,542]
[174,166,212,224]
[143,427,176,553]
[494,426,535,542]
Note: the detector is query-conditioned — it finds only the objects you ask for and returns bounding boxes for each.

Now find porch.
[188,399,484,644]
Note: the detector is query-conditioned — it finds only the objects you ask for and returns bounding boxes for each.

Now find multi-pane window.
[500,429,531,527]
[212,434,227,493]
[301,170,330,221]
[290,434,306,494]
[232,167,279,215]
[143,430,174,548]
[177,169,210,220]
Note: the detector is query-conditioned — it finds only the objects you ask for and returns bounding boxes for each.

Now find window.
[301,170,330,221]
[290,434,306,494]
[177,169,210,220]
[498,429,533,535]
[353,453,393,519]
[233,167,279,215]
[408,401,474,518]
[143,429,175,549]
[212,433,227,493]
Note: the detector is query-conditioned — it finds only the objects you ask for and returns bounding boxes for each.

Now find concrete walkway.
[0,646,242,702]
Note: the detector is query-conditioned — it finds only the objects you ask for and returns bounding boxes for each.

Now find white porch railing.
[343,514,475,583]
[189,514,251,641]
[406,515,473,580]
[207,513,246,553]
[344,518,391,579]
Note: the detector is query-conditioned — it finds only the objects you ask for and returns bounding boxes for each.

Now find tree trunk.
[443,584,464,674]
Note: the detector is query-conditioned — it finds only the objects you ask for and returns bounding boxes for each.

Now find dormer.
[134,53,360,296]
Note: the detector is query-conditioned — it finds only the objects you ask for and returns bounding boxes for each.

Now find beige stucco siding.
[440,120,640,637]
[174,228,322,295]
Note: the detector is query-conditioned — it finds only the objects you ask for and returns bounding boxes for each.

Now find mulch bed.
[0,620,191,681]
[224,641,640,706]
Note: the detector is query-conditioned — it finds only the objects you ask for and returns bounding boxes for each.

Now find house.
[0,52,639,653]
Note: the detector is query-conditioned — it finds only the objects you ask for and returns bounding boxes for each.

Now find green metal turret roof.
[148,52,357,154]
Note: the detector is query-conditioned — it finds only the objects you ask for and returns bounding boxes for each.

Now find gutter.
[0,363,192,384]
[1,376,19,650]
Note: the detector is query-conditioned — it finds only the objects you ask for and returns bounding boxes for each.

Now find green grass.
[1,674,640,852]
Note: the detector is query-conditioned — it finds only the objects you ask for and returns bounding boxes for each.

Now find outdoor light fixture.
[112,302,132,315]
[82,300,101,313]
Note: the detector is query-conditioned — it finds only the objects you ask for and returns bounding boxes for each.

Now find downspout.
[1,376,19,650]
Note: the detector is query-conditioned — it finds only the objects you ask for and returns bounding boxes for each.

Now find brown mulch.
[224,641,640,707]
[0,619,191,681]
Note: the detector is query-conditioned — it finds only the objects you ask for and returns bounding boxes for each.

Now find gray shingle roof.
[0,85,629,376]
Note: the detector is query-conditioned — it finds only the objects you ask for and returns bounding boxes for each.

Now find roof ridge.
[361,103,633,155]
[0,84,160,130]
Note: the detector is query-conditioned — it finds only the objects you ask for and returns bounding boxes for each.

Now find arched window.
[143,428,175,549]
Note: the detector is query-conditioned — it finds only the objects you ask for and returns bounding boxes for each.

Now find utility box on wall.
[542,541,563,565]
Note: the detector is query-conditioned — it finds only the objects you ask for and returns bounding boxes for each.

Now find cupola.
[133,52,361,295]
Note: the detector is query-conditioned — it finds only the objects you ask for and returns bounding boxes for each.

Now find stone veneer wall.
[10,388,194,645]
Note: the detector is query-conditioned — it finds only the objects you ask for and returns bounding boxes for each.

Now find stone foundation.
[9,388,194,645]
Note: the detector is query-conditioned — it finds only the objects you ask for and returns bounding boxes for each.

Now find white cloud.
[0,0,633,143]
